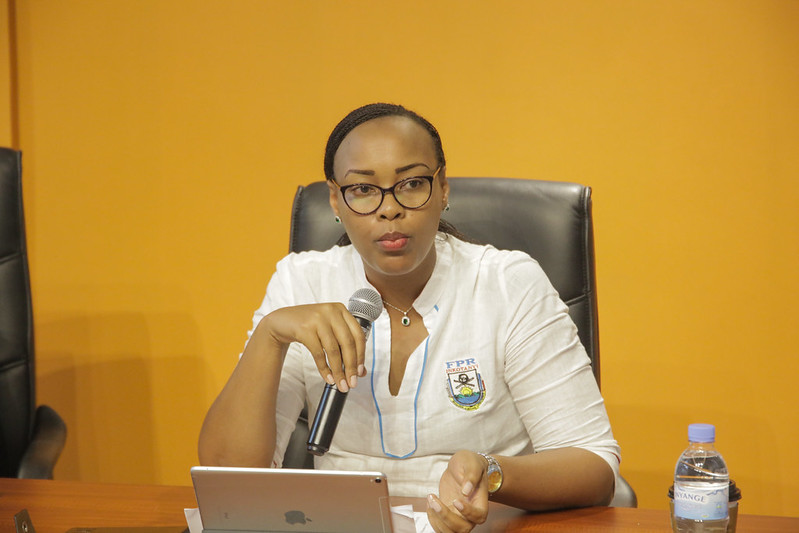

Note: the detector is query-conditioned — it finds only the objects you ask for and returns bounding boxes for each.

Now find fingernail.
[325,374,335,385]
[427,494,442,513]
[358,364,366,377]
[338,378,349,393]
[453,499,464,511]
[349,375,358,388]
[461,481,474,496]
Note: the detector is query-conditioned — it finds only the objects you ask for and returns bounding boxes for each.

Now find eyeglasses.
[333,166,441,215]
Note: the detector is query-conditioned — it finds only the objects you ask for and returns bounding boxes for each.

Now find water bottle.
[673,423,729,532]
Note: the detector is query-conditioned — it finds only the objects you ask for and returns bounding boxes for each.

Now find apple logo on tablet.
[284,510,311,525]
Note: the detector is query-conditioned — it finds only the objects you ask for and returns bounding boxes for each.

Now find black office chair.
[284,177,636,507]
[0,147,67,479]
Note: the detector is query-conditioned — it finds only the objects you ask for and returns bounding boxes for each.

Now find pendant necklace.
[383,300,413,327]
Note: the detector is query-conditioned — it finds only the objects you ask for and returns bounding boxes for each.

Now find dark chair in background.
[285,177,636,507]
[0,147,67,478]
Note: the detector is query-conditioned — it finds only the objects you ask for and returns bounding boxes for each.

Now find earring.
[444,203,450,212]
[334,215,341,224]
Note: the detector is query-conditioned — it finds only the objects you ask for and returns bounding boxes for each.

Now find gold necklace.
[382,300,413,327]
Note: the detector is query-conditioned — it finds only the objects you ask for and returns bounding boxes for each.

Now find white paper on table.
[184,508,203,533]
[391,504,435,533]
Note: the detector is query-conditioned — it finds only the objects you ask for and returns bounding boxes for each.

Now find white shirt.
[248,233,620,497]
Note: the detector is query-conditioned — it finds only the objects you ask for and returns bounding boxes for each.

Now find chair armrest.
[16,405,67,479]
[610,475,638,508]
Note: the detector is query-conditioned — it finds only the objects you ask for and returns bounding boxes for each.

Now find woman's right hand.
[257,303,367,392]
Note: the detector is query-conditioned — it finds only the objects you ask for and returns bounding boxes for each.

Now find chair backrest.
[0,147,36,477]
[289,177,601,385]
[286,178,642,507]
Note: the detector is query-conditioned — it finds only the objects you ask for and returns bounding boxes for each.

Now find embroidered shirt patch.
[445,357,486,411]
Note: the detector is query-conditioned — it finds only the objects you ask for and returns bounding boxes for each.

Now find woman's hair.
[323,103,446,182]
[325,103,476,246]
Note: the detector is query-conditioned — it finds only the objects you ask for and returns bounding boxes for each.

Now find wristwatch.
[478,452,503,496]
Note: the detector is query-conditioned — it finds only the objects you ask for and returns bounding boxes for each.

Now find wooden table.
[2,478,798,533]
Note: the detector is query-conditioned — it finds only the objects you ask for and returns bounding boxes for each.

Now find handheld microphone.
[306,288,382,456]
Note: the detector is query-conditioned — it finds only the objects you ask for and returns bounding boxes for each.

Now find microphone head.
[348,288,383,323]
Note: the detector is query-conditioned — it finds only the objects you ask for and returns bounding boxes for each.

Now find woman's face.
[328,115,448,287]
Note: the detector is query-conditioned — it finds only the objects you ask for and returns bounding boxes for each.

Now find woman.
[199,103,620,533]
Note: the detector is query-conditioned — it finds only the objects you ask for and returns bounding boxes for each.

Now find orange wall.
[1,0,13,146]
[8,0,799,516]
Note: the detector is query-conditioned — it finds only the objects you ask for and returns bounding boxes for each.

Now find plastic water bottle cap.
[688,423,716,442]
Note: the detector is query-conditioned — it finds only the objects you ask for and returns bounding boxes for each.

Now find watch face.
[487,466,503,493]
[479,453,503,494]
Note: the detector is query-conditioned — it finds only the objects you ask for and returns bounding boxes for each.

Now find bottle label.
[674,483,729,520]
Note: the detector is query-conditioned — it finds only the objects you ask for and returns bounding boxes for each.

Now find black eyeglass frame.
[332,166,442,215]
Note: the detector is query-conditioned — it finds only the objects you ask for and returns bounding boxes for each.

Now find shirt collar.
[413,233,452,315]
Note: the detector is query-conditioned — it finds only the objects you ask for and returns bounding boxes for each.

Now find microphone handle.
[307,384,347,456]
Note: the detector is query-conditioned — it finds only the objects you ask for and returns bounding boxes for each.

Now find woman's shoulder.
[446,234,543,272]
[442,235,553,300]
[271,245,361,291]
[268,245,361,304]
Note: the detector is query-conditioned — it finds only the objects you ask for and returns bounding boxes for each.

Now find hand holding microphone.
[307,288,382,456]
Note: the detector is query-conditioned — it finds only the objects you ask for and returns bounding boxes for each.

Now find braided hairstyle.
[325,103,475,245]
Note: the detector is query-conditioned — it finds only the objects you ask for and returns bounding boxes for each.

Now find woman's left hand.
[426,450,489,533]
